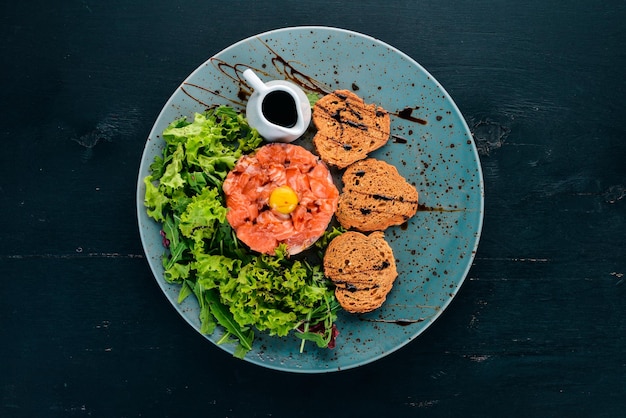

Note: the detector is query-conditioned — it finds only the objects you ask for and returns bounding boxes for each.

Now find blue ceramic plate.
[137,27,484,373]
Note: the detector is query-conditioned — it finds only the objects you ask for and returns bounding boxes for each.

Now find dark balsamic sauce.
[359,317,426,326]
[394,107,427,125]
[374,261,390,270]
[345,283,358,292]
[262,90,298,127]
[372,194,394,201]
[392,134,408,144]
[417,203,464,212]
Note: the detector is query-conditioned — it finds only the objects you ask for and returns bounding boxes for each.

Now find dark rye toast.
[312,90,390,169]
[323,231,397,313]
[336,158,419,231]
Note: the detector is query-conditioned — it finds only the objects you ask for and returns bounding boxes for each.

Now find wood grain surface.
[1,0,624,416]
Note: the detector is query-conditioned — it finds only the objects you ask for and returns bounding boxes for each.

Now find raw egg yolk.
[269,185,299,214]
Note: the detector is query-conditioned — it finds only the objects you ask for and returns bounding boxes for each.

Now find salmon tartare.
[223,143,339,255]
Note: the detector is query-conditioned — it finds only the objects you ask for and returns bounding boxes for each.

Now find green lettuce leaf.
[178,187,226,241]
[143,176,169,222]
[159,143,186,190]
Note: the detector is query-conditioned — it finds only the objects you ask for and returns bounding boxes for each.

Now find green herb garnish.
[144,106,341,358]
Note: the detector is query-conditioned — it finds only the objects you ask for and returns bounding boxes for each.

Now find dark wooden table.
[2,1,625,416]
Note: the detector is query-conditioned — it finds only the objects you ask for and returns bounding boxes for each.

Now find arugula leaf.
[204,288,254,358]
[297,330,330,348]
[177,279,194,304]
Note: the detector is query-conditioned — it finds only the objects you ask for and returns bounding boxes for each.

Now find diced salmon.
[223,143,339,255]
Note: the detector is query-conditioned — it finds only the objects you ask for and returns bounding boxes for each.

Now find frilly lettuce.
[143,106,340,358]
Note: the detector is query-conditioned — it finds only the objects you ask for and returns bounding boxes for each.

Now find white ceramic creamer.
[243,69,311,142]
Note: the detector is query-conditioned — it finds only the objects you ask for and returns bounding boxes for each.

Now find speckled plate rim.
[137,26,484,373]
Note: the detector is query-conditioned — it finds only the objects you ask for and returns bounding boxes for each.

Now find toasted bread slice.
[324,231,397,313]
[336,158,418,231]
[312,90,390,169]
